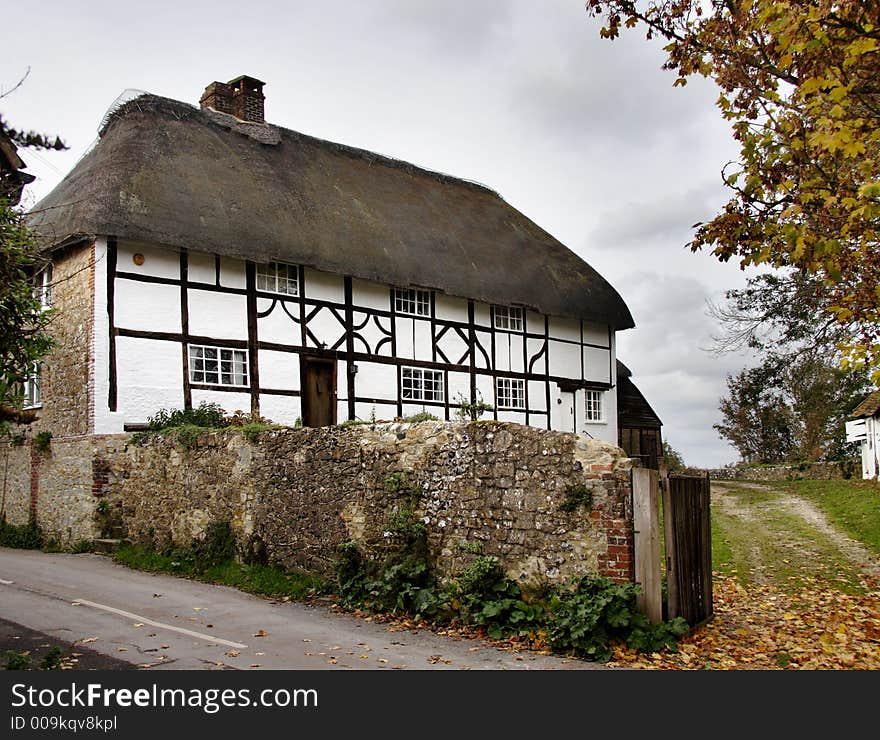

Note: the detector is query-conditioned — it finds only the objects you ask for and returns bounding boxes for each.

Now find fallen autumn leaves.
[607,574,880,670]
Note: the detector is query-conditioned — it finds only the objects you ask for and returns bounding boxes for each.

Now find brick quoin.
[29,445,40,518]
[596,479,635,584]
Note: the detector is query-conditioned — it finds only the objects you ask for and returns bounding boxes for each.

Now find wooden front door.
[301,357,337,427]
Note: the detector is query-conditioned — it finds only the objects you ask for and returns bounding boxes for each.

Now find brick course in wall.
[0,422,636,587]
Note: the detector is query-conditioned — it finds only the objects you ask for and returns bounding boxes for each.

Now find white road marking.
[0,578,14,585]
[72,599,248,649]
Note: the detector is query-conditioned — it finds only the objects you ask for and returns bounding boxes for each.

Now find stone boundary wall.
[706,459,859,482]
[0,421,635,588]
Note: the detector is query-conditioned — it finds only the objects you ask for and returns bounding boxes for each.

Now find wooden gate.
[632,468,713,625]
[663,472,713,625]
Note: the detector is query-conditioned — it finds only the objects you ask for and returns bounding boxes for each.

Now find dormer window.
[256,261,298,296]
[394,288,431,317]
[493,305,523,331]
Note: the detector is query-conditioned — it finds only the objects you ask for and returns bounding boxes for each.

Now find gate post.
[632,467,661,623]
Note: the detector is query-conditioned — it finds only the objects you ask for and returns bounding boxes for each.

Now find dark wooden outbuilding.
[617,360,663,469]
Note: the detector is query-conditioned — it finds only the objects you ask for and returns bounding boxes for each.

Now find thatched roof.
[27,93,634,328]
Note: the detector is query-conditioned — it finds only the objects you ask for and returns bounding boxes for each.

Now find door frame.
[299,354,338,427]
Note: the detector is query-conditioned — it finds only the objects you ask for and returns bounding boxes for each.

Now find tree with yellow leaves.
[586,1,880,376]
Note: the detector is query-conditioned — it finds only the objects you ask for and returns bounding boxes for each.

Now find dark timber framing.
[107,254,614,425]
[106,238,118,413]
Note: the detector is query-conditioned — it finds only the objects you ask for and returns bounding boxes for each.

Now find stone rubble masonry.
[0,421,636,588]
[32,241,95,438]
[706,459,859,482]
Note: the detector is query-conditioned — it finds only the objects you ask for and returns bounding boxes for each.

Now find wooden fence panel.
[663,472,713,625]
[632,468,662,623]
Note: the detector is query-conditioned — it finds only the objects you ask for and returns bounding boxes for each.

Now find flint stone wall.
[2,421,635,587]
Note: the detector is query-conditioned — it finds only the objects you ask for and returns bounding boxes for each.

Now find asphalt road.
[0,548,606,671]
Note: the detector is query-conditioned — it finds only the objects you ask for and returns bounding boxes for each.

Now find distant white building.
[845,390,880,479]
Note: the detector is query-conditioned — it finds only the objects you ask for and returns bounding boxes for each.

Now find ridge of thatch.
[28,92,634,329]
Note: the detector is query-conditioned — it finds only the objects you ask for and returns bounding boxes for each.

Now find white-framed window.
[496,377,525,409]
[585,390,605,423]
[493,305,523,331]
[394,288,431,317]
[33,265,52,310]
[256,261,298,295]
[23,365,41,409]
[401,366,443,402]
[188,345,249,387]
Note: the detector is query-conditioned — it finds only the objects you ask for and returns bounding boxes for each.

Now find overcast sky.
[1,0,758,467]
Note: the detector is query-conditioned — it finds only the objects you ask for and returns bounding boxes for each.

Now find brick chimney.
[200,75,265,123]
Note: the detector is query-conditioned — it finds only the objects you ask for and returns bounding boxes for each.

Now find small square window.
[401,366,443,402]
[256,262,298,296]
[189,345,249,387]
[394,288,431,317]
[585,390,605,423]
[496,377,525,409]
[493,305,523,331]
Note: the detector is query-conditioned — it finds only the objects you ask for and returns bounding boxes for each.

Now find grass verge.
[779,479,880,556]
[113,543,329,602]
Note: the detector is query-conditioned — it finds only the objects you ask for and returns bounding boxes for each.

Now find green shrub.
[147,402,227,431]
[192,521,237,568]
[559,484,593,513]
[402,412,439,423]
[40,647,64,671]
[546,574,689,662]
[0,516,44,549]
[33,431,52,453]
[71,539,94,553]
[4,651,31,670]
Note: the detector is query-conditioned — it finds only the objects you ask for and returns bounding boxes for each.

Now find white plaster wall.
[473,303,491,327]
[549,316,581,342]
[188,252,216,284]
[437,330,468,365]
[257,300,300,346]
[395,317,415,360]
[447,372,471,406]
[191,389,252,415]
[258,350,299,391]
[548,340,580,378]
[116,337,183,422]
[474,375,494,413]
[526,311,544,333]
[118,241,179,279]
[528,381,547,412]
[188,290,248,340]
[497,410,526,425]
[354,362,398,403]
[92,238,125,434]
[583,322,610,347]
[260,394,301,425]
[355,401,397,422]
[351,279,389,311]
[304,268,344,303]
[578,388,617,445]
[306,305,346,350]
[115,280,181,333]
[584,346,612,384]
[435,294,468,323]
[474,331,491,369]
[413,319,432,361]
[355,313,392,356]
[219,257,246,289]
